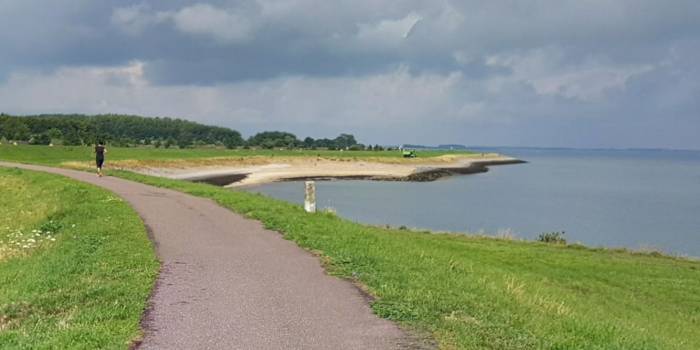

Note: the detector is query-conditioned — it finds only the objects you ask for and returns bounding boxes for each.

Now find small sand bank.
[123,154,525,187]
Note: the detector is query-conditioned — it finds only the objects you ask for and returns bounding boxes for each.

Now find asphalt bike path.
[0,162,409,349]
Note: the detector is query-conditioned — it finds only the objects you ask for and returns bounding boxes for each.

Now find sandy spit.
[126,154,525,187]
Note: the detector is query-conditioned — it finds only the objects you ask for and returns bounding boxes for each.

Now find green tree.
[223,136,240,149]
[0,114,359,152]
[177,133,192,149]
[247,131,300,149]
[312,138,336,149]
[303,137,315,149]
[333,134,357,149]
[63,128,82,146]
[2,118,30,141]
[29,133,51,145]
[0,114,244,147]
[47,128,63,143]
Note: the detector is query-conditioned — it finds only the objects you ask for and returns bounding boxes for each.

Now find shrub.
[29,133,51,145]
[537,231,567,244]
[39,219,63,234]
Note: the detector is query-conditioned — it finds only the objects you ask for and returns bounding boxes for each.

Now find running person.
[95,141,107,177]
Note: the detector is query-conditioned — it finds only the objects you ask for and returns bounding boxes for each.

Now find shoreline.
[128,155,526,187]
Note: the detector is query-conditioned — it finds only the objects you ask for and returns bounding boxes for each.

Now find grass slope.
[0,168,158,349]
[111,170,700,350]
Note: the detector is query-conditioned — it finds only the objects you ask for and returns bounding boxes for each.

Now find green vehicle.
[402,150,416,158]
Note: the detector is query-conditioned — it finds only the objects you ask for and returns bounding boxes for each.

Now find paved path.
[0,162,408,349]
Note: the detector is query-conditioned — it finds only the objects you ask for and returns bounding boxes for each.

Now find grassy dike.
[0,168,158,349]
[109,170,700,350]
[2,144,700,349]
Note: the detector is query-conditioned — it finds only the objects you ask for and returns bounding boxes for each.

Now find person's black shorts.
[96,158,104,168]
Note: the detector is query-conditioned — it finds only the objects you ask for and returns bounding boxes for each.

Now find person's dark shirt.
[95,145,105,159]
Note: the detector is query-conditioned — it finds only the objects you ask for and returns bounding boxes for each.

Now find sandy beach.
[120,154,524,187]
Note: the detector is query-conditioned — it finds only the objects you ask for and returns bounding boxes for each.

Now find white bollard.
[304,181,316,213]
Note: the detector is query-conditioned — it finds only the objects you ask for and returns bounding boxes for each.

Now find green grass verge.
[2,145,699,349]
[0,144,474,166]
[0,167,158,349]
[108,169,700,350]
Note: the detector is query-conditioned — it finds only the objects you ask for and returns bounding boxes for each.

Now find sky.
[1,1,699,149]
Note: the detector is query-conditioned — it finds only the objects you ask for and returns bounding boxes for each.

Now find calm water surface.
[246,149,700,257]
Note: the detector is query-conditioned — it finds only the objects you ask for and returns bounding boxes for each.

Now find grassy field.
[0,168,158,349]
[2,145,699,349]
[0,144,477,166]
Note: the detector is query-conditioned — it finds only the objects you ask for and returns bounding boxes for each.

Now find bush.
[39,219,63,234]
[537,231,567,244]
[62,129,82,146]
[29,133,51,145]
[223,136,239,149]
[47,128,63,142]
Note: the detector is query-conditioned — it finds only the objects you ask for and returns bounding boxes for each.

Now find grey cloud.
[0,0,699,149]
[3,1,698,83]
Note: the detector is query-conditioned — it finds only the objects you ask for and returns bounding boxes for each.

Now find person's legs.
[96,158,104,177]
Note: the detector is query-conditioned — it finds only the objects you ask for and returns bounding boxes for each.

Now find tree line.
[246,131,375,150]
[0,114,243,148]
[0,114,375,150]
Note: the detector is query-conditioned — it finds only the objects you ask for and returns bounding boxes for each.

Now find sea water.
[246,148,700,257]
